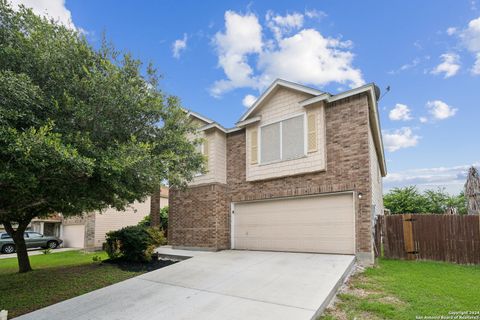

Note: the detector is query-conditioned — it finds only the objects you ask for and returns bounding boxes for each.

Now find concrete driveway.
[16,250,355,320]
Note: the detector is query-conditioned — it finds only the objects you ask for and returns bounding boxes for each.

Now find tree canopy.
[384,186,467,215]
[0,1,204,272]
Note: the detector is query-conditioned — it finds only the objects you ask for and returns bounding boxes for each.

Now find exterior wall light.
[358,192,363,199]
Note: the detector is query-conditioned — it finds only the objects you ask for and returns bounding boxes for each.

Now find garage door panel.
[236,224,352,237]
[62,225,85,248]
[233,194,354,254]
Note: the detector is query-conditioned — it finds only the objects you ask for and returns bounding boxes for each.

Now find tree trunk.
[3,220,32,273]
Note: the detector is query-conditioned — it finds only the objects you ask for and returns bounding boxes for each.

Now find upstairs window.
[260,122,281,163]
[260,114,305,164]
[195,137,210,176]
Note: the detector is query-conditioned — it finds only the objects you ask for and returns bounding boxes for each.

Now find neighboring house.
[62,199,152,249]
[1,187,169,250]
[168,79,386,265]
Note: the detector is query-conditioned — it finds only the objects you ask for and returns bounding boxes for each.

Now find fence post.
[373,215,383,257]
[402,214,416,260]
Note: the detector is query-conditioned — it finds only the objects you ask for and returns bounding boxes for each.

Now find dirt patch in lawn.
[320,265,406,320]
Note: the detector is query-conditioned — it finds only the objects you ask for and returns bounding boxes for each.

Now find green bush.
[147,227,167,246]
[137,215,151,227]
[104,225,166,262]
[138,206,168,237]
[159,206,168,231]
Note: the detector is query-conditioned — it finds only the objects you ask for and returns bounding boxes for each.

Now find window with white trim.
[260,114,305,164]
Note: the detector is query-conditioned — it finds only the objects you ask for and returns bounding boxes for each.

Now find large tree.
[0,1,203,273]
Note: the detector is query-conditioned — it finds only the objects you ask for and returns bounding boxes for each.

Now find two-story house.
[166,79,386,265]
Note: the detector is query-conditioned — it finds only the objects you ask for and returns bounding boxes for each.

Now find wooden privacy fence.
[374,214,480,264]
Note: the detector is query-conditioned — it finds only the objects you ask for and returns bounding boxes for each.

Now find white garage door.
[62,225,85,248]
[233,193,355,254]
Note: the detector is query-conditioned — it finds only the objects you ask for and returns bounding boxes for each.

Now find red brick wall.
[169,93,373,255]
[169,183,229,249]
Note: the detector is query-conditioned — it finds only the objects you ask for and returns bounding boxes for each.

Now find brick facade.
[169,93,376,263]
[169,183,229,249]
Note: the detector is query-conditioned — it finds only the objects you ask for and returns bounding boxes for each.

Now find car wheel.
[2,244,15,254]
[47,241,58,249]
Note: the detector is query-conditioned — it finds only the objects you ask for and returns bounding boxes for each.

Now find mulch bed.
[102,257,178,272]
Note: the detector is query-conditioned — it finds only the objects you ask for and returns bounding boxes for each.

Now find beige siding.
[189,129,227,185]
[93,197,151,248]
[245,87,326,181]
[369,129,384,217]
[233,193,355,254]
[160,196,169,208]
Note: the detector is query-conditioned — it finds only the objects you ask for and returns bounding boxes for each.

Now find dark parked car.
[0,231,63,254]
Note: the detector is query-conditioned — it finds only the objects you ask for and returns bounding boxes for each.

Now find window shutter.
[250,129,258,164]
[307,112,317,153]
[203,138,209,166]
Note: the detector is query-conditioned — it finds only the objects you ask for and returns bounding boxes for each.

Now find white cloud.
[266,11,304,40]
[461,17,480,52]
[446,27,457,35]
[389,103,412,121]
[257,29,364,89]
[211,11,263,97]
[242,94,257,107]
[426,100,458,120]
[9,0,75,29]
[472,53,480,74]
[304,9,327,19]
[384,163,480,194]
[388,57,423,75]
[454,16,480,74]
[431,53,460,78]
[472,0,479,11]
[382,127,420,152]
[400,58,420,71]
[419,117,428,123]
[211,10,364,97]
[172,33,188,59]
[413,40,422,50]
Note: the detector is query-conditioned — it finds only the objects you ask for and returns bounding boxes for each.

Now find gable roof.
[183,108,229,133]
[184,108,215,124]
[238,79,324,122]
[183,80,387,177]
[236,80,387,177]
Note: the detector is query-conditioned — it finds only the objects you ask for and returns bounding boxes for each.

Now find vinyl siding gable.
[245,87,326,181]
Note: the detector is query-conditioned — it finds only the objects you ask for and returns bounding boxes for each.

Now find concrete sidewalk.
[15,250,355,320]
[0,247,79,259]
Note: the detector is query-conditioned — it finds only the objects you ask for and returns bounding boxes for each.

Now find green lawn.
[321,258,480,320]
[0,251,147,318]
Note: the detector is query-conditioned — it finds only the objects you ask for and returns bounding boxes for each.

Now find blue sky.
[11,0,480,194]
